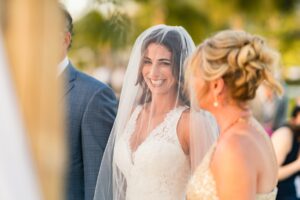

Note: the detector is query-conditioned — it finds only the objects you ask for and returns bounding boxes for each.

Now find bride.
[93,25,218,200]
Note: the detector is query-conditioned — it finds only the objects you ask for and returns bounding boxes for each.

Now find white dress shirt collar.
[58,56,69,75]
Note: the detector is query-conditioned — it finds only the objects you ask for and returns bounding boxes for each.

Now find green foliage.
[72,0,300,72]
[73,9,131,50]
[164,1,211,43]
[101,12,132,49]
[95,0,123,4]
[73,10,105,50]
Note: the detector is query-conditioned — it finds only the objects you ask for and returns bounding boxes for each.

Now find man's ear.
[64,32,71,49]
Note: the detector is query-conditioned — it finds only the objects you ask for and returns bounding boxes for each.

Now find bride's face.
[142,43,177,96]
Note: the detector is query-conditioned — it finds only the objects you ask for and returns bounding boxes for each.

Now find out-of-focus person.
[0,28,40,200]
[272,105,300,200]
[2,0,66,199]
[186,30,280,200]
[250,82,288,136]
[58,4,117,200]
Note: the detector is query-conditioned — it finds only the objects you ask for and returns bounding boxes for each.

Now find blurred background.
[62,0,300,100]
[1,0,300,199]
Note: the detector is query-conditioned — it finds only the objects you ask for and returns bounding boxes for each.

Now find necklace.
[221,113,249,135]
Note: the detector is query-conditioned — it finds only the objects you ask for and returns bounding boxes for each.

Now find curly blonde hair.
[187,30,282,102]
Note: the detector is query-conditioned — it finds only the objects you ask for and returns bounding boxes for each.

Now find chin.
[147,84,172,94]
[151,89,170,96]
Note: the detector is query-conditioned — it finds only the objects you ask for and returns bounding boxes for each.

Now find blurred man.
[250,83,288,136]
[58,5,117,200]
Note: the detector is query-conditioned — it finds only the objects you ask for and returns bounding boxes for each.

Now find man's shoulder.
[71,66,110,91]
[77,70,104,86]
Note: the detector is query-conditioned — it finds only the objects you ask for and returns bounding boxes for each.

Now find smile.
[148,79,165,87]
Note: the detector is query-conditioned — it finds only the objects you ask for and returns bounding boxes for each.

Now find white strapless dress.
[114,105,190,200]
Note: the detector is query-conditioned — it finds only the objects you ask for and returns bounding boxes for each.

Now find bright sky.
[61,0,137,20]
[61,0,89,20]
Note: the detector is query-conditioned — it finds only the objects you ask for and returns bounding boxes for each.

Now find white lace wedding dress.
[114,105,190,200]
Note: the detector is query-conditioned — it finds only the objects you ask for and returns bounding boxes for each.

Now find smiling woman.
[93,24,218,200]
[142,43,174,94]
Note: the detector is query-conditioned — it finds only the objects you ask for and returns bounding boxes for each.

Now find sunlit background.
[62,0,300,103]
[1,1,299,199]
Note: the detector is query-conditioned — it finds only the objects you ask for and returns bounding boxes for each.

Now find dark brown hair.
[58,3,73,49]
[136,28,189,105]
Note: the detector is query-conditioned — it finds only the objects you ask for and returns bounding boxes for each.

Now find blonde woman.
[186,30,282,199]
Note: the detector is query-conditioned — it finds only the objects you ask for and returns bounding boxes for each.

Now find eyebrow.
[143,56,171,62]
[158,58,171,62]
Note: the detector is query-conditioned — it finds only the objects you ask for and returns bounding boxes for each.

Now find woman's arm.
[177,110,190,155]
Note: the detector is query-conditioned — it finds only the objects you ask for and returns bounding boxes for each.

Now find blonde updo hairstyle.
[187,30,282,103]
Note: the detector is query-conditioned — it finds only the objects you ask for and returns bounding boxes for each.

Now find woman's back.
[186,117,278,200]
[212,117,277,194]
[241,118,278,193]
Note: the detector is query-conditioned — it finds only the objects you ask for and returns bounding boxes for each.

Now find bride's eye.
[143,59,152,65]
[159,61,171,66]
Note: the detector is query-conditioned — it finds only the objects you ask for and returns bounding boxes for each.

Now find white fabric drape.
[0,33,41,200]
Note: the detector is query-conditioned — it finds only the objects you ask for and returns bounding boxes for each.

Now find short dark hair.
[59,3,73,49]
[136,28,189,105]
[291,105,300,118]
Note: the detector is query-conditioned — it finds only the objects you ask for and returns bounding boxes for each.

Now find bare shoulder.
[211,132,257,199]
[177,108,190,133]
[179,108,190,123]
[177,108,190,154]
[213,132,254,168]
[272,126,293,141]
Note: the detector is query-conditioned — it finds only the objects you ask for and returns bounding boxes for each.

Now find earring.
[213,101,219,107]
[213,96,219,107]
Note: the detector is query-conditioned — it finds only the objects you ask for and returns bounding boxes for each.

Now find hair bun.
[190,30,283,102]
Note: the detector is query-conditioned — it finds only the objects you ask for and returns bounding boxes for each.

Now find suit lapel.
[63,62,77,97]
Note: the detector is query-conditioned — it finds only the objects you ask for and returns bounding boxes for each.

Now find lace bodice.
[186,142,277,200]
[114,105,190,200]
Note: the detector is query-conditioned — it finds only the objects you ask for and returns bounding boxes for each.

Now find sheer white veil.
[0,32,41,199]
[94,24,218,200]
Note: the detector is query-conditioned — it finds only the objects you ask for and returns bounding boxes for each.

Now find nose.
[149,64,160,78]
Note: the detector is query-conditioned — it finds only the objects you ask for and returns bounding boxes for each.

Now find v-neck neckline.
[127,105,182,163]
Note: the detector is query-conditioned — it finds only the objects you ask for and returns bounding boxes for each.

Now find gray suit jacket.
[63,63,117,200]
